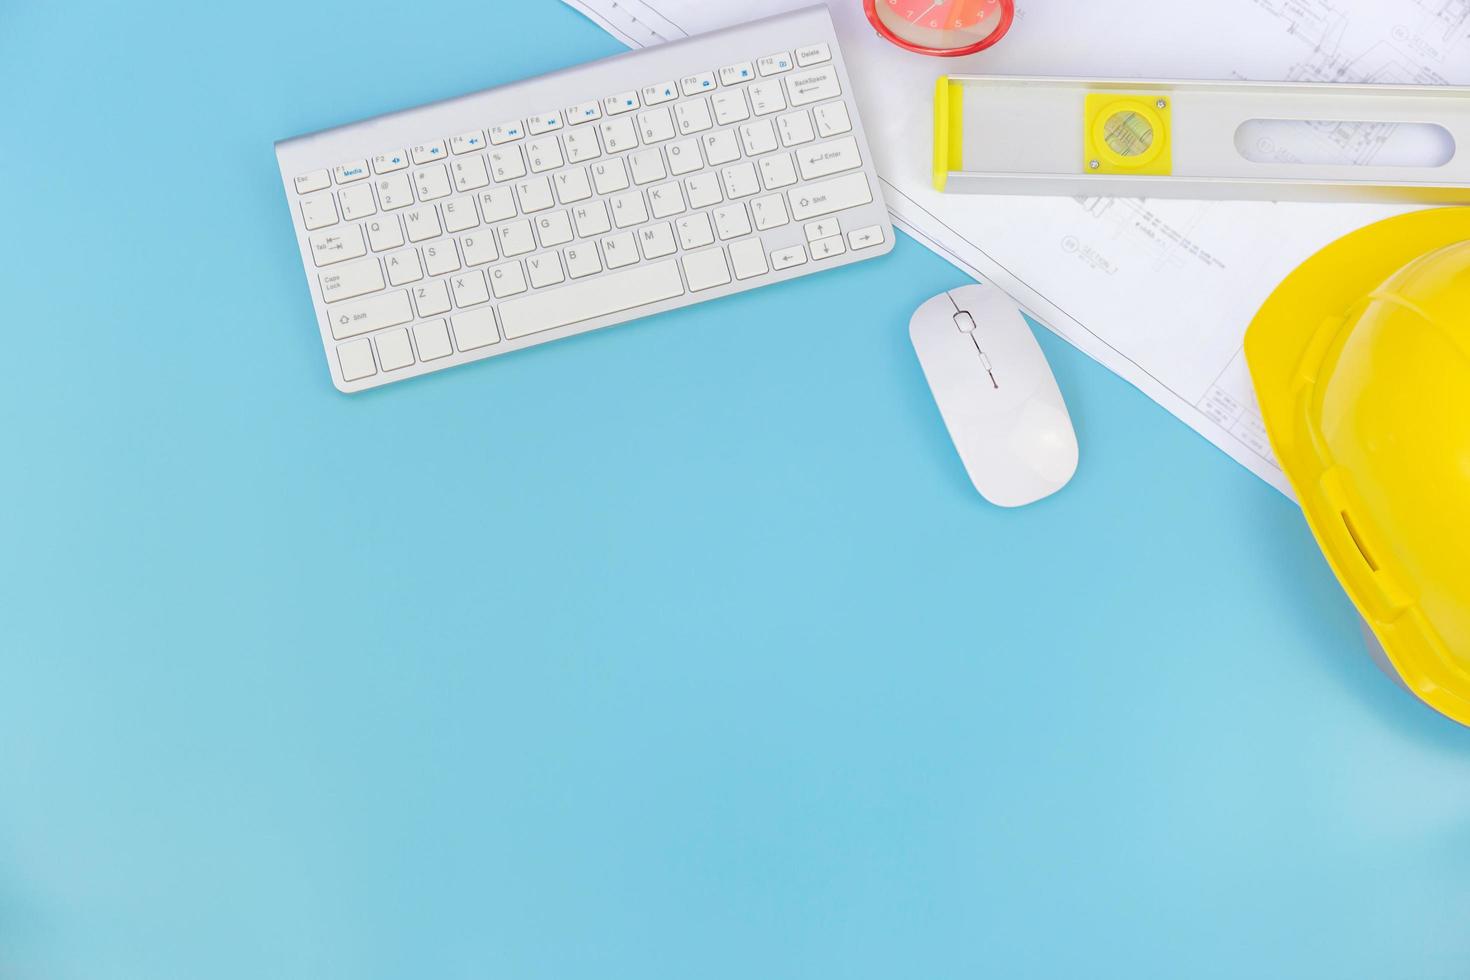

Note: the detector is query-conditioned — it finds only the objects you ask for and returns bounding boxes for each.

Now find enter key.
[796,136,861,181]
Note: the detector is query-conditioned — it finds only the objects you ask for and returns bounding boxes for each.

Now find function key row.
[292,44,832,194]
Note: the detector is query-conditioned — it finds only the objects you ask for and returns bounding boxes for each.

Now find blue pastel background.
[3,2,1468,977]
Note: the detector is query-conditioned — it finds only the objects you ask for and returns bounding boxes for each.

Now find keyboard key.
[452,308,500,350]
[319,257,384,303]
[385,248,423,285]
[610,190,648,228]
[682,248,731,292]
[719,62,755,85]
[603,91,640,115]
[338,183,376,221]
[527,111,563,135]
[460,231,499,267]
[770,244,807,270]
[451,156,490,192]
[630,148,667,185]
[848,224,886,250]
[375,328,415,371]
[591,158,630,195]
[477,186,517,223]
[795,43,831,67]
[676,212,715,249]
[601,232,639,269]
[366,215,405,252]
[411,142,447,164]
[526,136,564,173]
[564,243,602,279]
[329,290,413,340]
[404,205,441,242]
[815,102,852,137]
[412,279,452,317]
[643,81,678,105]
[804,218,841,242]
[488,146,526,182]
[739,119,779,156]
[294,169,330,194]
[666,138,702,176]
[376,172,414,210]
[413,163,451,201]
[684,172,722,209]
[514,176,554,213]
[535,209,575,247]
[757,52,793,75]
[567,100,602,125]
[674,99,714,135]
[721,161,760,199]
[648,182,686,219]
[488,260,528,298]
[414,319,453,360]
[796,135,861,181]
[713,203,752,240]
[749,81,787,117]
[442,198,478,233]
[788,171,872,221]
[423,241,460,276]
[334,160,369,184]
[777,110,815,146]
[309,226,366,267]
[750,194,789,230]
[638,222,677,259]
[373,151,409,173]
[701,130,740,166]
[553,167,593,203]
[499,260,685,339]
[563,128,600,164]
[450,268,489,307]
[760,153,797,190]
[637,107,676,144]
[527,253,566,288]
[599,116,638,154]
[497,219,536,256]
[337,338,376,381]
[811,234,846,260]
[712,90,750,126]
[451,130,486,154]
[680,72,717,96]
[786,65,841,107]
[489,121,524,144]
[573,200,612,237]
[299,191,337,230]
[730,238,768,280]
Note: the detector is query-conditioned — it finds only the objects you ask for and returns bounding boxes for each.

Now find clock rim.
[862,0,1016,57]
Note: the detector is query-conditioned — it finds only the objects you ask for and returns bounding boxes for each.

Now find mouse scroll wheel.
[954,311,978,333]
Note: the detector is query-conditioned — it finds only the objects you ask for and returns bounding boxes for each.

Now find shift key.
[328,290,413,340]
[788,171,872,221]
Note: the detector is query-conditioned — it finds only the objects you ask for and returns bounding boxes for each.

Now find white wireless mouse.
[910,282,1079,507]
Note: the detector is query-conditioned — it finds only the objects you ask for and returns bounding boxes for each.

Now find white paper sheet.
[561,0,1470,494]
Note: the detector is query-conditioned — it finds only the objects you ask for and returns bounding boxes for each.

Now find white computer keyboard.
[276,5,894,392]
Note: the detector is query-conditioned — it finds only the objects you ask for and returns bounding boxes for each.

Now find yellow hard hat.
[1246,207,1470,725]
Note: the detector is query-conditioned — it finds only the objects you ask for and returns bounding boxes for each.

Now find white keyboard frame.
[276,5,893,393]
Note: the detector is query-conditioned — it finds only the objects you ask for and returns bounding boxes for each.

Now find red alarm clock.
[864,0,1015,57]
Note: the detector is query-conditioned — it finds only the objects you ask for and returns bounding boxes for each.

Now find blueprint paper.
[561,0,1470,494]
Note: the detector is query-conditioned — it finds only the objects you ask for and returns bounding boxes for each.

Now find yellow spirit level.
[933,75,1470,203]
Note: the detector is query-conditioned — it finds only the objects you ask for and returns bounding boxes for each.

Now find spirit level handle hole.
[1234,119,1456,168]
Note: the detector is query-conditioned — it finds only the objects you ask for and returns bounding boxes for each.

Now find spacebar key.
[499,260,686,340]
